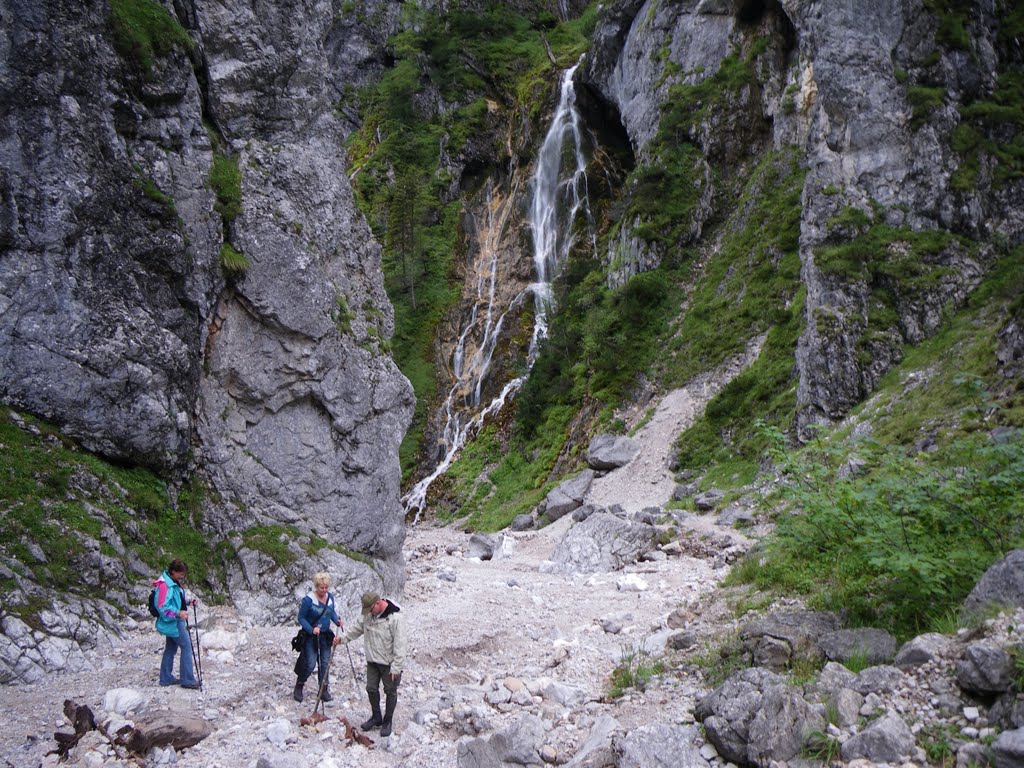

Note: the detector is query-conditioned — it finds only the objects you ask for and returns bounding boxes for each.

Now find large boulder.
[957,641,1015,697]
[695,667,786,764]
[964,550,1024,618]
[586,435,640,470]
[548,513,657,574]
[614,723,710,768]
[839,711,915,764]
[543,470,595,521]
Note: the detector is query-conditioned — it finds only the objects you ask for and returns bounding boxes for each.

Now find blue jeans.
[299,631,333,687]
[160,619,197,686]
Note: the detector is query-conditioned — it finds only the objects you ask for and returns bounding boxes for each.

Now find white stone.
[266,718,292,746]
[963,706,980,721]
[102,688,149,715]
[615,574,648,592]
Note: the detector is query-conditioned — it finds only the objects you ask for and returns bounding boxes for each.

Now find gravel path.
[0,354,763,767]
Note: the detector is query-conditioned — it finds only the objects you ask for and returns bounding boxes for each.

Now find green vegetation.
[749,423,1024,638]
[240,525,301,568]
[803,730,841,764]
[920,723,958,765]
[335,295,354,335]
[210,154,242,223]
[347,5,596,480]
[922,0,974,50]
[664,152,805,484]
[692,634,748,689]
[952,71,1024,190]
[110,0,194,78]
[437,421,562,529]
[908,85,945,126]
[607,644,665,699]
[133,174,176,216]
[0,408,226,620]
[219,243,249,273]
[725,251,1024,639]
[209,153,246,274]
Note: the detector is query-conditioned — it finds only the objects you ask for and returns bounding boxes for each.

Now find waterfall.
[404,63,592,520]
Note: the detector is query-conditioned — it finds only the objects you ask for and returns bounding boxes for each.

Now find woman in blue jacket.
[293,572,343,702]
[153,559,199,689]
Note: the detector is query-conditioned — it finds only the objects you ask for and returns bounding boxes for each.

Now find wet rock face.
[0,0,413,584]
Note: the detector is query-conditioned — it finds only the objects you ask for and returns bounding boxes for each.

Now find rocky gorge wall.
[581,0,1022,431]
[0,0,412,681]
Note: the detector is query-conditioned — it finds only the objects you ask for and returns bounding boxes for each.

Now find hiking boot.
[293,681,304,702]
[381,692,397,737]
[321,687,332,703]
[361,690,382,730]
[182,682,201,690]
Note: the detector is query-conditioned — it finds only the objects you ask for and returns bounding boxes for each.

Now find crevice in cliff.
[171,0,223,139]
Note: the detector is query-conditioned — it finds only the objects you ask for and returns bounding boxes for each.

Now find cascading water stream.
[404,63,592,520]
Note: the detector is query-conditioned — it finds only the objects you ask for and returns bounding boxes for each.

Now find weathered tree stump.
[126,715,213,753]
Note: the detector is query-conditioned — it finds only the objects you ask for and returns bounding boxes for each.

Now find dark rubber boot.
[361,691,382,730]
[321,684,332,703]
[293,680,304,702]
[380,692,397,737]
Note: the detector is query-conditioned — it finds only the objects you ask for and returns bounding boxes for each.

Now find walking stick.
[191,602,204,691]
[310,634,335,717]
[344,641,359,691]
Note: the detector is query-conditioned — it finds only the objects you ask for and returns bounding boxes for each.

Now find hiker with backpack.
[338,591,408,738]
[152,559,200,689]
[293,572,344,703]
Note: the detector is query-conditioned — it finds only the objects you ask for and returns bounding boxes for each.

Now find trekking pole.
[310,636,335,717]
[344,642,359,691]
[191,602,205,691]
[186,618,201,690]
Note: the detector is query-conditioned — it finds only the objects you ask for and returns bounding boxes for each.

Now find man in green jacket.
[338,591,408,737]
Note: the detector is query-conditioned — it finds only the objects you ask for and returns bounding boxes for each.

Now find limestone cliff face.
[190,0,412,591]
[0,0,219,472]
[0,0,412,606]
[582,0,1022,430]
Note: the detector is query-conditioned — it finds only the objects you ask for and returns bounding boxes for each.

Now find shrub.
[753,423,1024,637]
[607,644,664,698]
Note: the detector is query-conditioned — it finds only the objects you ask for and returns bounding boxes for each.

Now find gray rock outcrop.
[548,512,657,573]
[0,0,412,673]
[696,667,824,767]
[586,435,640,470]
[818,627,898,666]
[965,550,1024,618]
[739,611,840,671]
[583,0,1021,432]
